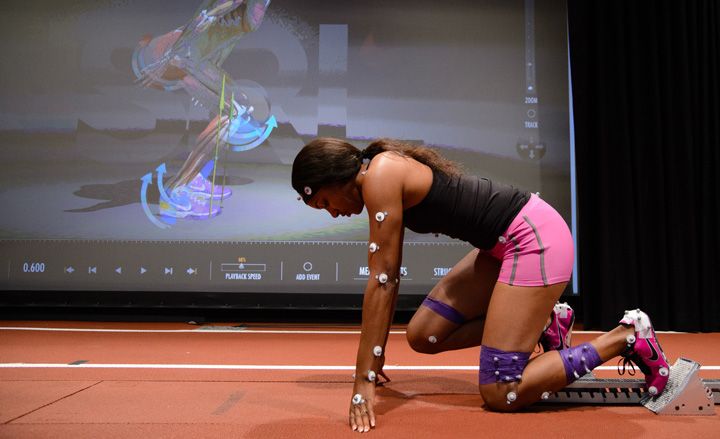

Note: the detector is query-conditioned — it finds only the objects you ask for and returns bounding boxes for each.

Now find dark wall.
[569,0,720,331]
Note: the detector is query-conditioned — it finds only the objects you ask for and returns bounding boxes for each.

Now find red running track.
[1,321,718,438]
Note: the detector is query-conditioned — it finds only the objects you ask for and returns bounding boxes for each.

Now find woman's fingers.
[349,406,358,431]
[360,405,371,432]
[350,404,364,432]
[367,403,376,428]
[349,401,374,433]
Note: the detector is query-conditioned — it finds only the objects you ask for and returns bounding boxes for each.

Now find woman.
[291,138,670,433]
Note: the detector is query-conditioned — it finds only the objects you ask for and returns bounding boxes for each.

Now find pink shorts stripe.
[488,194,574,287]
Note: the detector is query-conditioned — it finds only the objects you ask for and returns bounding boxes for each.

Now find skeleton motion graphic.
[132,0,274,219]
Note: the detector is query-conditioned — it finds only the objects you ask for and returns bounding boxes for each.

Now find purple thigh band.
[479,345,531,385]
[558,343,603,384]
[421,297,466,325]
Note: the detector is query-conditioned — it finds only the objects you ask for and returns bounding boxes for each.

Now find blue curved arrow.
[229,115,277,152]
[227,111,260,140]
[155,163,174,205]
[140,173,170,229]
[228,124,260,140]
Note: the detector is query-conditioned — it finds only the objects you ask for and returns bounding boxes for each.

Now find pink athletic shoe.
[539,302,574,351]
[160,188,221,219]
[188,173,232,200]
[618,309,670,396]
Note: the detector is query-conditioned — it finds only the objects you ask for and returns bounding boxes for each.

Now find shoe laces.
[617,356,637,377]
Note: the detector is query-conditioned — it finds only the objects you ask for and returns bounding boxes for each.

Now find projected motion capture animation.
[133,0,276,223]
[0,0,572,293]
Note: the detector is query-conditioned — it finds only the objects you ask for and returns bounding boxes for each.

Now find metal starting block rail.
[541,358,718,416]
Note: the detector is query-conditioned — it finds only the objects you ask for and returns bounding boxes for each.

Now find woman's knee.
[405,320,441,354]
[406,324,440,354]
[479,385,521,413]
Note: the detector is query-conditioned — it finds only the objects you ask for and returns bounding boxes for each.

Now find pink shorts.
[488,194,574,287]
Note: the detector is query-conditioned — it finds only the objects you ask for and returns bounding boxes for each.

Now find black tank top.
[403,168,530,250]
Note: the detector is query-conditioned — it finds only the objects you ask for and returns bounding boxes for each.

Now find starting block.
[541,358,718,416]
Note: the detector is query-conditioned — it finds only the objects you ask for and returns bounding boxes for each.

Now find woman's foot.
[618,309,670,396]
[539,302,575,351]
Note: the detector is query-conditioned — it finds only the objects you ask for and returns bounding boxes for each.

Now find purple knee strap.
[558,343,602,384]
[479,346,531,385]
[421,297,466,325]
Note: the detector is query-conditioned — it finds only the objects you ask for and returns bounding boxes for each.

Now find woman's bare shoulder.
[363,153,404,190]
[363,152,432,207]
[368,151,418,173]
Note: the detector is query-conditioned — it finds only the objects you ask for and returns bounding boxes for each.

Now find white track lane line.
[1,363,718,371]
[0,327,689,335]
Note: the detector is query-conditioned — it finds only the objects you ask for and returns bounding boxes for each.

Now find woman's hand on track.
[349,380,376,433]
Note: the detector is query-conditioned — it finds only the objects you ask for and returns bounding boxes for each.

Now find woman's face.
[307,181,364,218]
